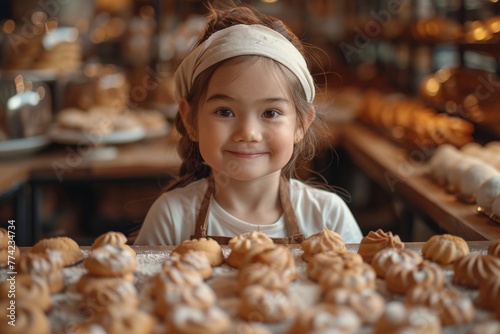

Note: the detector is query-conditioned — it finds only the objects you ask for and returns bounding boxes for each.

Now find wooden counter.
[340,121,500,241]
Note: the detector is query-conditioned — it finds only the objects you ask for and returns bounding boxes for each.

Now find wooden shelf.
[340,121,500,241]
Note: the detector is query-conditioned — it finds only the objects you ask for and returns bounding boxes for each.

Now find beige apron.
[191,176,305,244]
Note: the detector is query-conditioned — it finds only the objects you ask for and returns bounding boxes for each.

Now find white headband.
[174,24,315,103]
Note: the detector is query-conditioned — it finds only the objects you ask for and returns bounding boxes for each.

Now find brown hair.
[165,2,330,191]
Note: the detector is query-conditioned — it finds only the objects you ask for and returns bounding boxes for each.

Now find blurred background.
[1,0,500,245]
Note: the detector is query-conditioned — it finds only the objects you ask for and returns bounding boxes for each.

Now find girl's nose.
[232,119,263,142]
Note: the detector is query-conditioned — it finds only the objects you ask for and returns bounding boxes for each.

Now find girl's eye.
[262,110,280,118]
[215,108,234,117]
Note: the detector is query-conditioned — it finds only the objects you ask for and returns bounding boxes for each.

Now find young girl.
[134,4,363,245]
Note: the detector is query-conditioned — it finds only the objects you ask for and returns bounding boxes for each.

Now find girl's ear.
[178,98,197,142]
[295,105,316,143]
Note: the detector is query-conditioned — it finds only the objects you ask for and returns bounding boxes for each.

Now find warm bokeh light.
[425,78,440,96]
[2,20,15,34]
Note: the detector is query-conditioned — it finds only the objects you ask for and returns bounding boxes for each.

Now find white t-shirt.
[134,178,363,245]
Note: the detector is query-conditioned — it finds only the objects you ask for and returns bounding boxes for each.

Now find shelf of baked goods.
[2,229,499,334]
[339,119,500,241]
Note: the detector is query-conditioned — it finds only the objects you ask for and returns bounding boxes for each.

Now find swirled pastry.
[291,303,361,334]
[0,274,51,311]
[172,238,224,267]
[0,301,51,334]
[64,323,107,334]
[76,273,135,295]
[371,247,423,278]
[17,253,65,293]
[239,285,296,323]
[487,239,500,258]
[385,260,445,294]
[422,234,469,265]
[31,236,83,266]
[155,281,216,317]
[237,262,287,293]
[245,245,296,282]
[318,262,376,293]
[84,244,137,278]
[93,306,156,334]
[323,288,385,324]
[152,267,204,299]
[307,251,363,281]
[162,250,213,280]
[227,231,274,268]
[167,305,231,334]
[358,229,404,263]
[453,253,500,288]
[0,228,20,267]
[476,276,500,310]
[300,228,347,262]
[91,231,132,254]
[405,285,474,326]
[82,279,139,312]
[373,301,441,334]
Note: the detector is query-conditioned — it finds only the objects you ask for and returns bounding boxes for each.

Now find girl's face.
[195,59,303,182]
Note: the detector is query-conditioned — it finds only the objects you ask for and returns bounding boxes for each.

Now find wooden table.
[340,121,500,241]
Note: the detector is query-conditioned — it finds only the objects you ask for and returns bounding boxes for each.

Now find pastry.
[453,253,500,288]
[357,229,404,263]
[162,250,213,280]
[155,281,216,317]
[0,300,51,334]
[167,305,231,334]
[318,262,376,293]
[406,285,474,325]
[291,303,361,334]
[488,239,500,258]
[239,285,296,323]
[172,238,224,267]
[371,247,423,278]
[81,279,139,313]
[458,163,499,203]
[245,244,296,282]
[0,228,20,267]
[76,273,135,294]
[323,288,385,324]
[64,323,107,334]
[300,227,347,262]
[31,236,83,266]
[93,306,156,334]
[92,231,128,248]
[84,244,137,277]
[385,260,445,294]
[227,231,274,268]
[153,266,204,291]
[237,262,287,293]
[477,175,500,211]
[427,143,460,184]
[0,274,51,311]
[307,251,363,281]
[476,276,500,310]
[373,301,441,334]
[421,234,469,265]
[17,252,65,293]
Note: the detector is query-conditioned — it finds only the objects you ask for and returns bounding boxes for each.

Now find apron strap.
[191,175,304,244]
